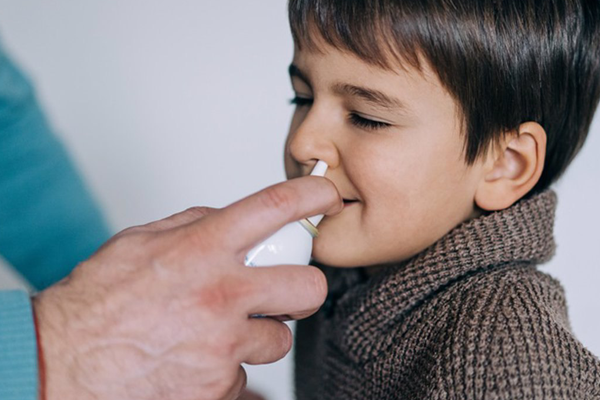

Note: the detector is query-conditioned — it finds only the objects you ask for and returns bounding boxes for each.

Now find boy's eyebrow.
[331,83,407,112]
[288,64,407,113]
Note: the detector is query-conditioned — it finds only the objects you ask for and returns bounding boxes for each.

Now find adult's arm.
[0,40,111,291]
[0,39,111,400]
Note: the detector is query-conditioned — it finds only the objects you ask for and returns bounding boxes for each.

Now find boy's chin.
[309,241,354,266]
[310,254,362,268]
[310,239,418,269]
[310,246,379,268]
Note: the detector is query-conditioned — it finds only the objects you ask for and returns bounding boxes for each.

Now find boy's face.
[285,44,488,268]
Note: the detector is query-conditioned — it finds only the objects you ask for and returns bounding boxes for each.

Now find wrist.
[31,292,74,400]
[32,289,97,400]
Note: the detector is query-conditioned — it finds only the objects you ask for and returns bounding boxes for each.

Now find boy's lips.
[343,198,360,207]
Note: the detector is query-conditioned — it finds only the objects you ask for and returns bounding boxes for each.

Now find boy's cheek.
[311,192,464,268]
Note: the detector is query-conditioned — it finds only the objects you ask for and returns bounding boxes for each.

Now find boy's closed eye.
[289,95,393,131]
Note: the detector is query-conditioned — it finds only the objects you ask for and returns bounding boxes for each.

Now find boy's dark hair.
[288,0,600,193]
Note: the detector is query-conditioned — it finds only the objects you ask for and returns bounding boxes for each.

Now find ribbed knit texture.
[295,190,600,399]
[0,290,37,400]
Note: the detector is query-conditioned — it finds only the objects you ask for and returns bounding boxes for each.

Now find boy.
[284,0,600,399]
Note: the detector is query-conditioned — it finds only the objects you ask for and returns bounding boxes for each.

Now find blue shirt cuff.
[0,290,38,400]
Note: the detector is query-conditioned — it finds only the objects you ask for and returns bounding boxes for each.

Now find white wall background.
[0,2,598,399]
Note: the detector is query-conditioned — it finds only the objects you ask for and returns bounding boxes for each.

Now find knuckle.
[98,232,159,272]
[184,206,213,219]
[117,225,146,237]
[96,227,154,260]
[194,276,251,316]
[195,282,232,315]
[115,230,153,252]
[260,186,297,216]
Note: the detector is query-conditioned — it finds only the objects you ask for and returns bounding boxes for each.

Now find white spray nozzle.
[307,160,328,227]
[310,160,328,178]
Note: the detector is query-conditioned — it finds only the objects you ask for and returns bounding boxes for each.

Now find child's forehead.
[291,44,441,94]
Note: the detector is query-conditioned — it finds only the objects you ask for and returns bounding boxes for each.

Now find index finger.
[188,176,343,256]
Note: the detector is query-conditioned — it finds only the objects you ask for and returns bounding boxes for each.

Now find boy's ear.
[475,121,547,211]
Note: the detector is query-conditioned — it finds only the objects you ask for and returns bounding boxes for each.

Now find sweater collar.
[320,190,557,363]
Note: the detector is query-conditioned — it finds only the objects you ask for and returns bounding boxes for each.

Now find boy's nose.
[287,112,340,172]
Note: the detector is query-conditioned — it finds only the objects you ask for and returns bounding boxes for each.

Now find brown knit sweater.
[294,190,600,399]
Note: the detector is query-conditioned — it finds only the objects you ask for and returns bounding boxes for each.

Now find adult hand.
[32,175,342,400]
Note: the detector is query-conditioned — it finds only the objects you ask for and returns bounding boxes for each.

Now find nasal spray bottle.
[245,160,328,267]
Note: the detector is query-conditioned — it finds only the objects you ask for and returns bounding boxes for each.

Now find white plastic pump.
[245,161,329,267]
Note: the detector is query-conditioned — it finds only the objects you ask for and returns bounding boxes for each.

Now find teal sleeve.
[0,43,112,291]
[0,290,38,400]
